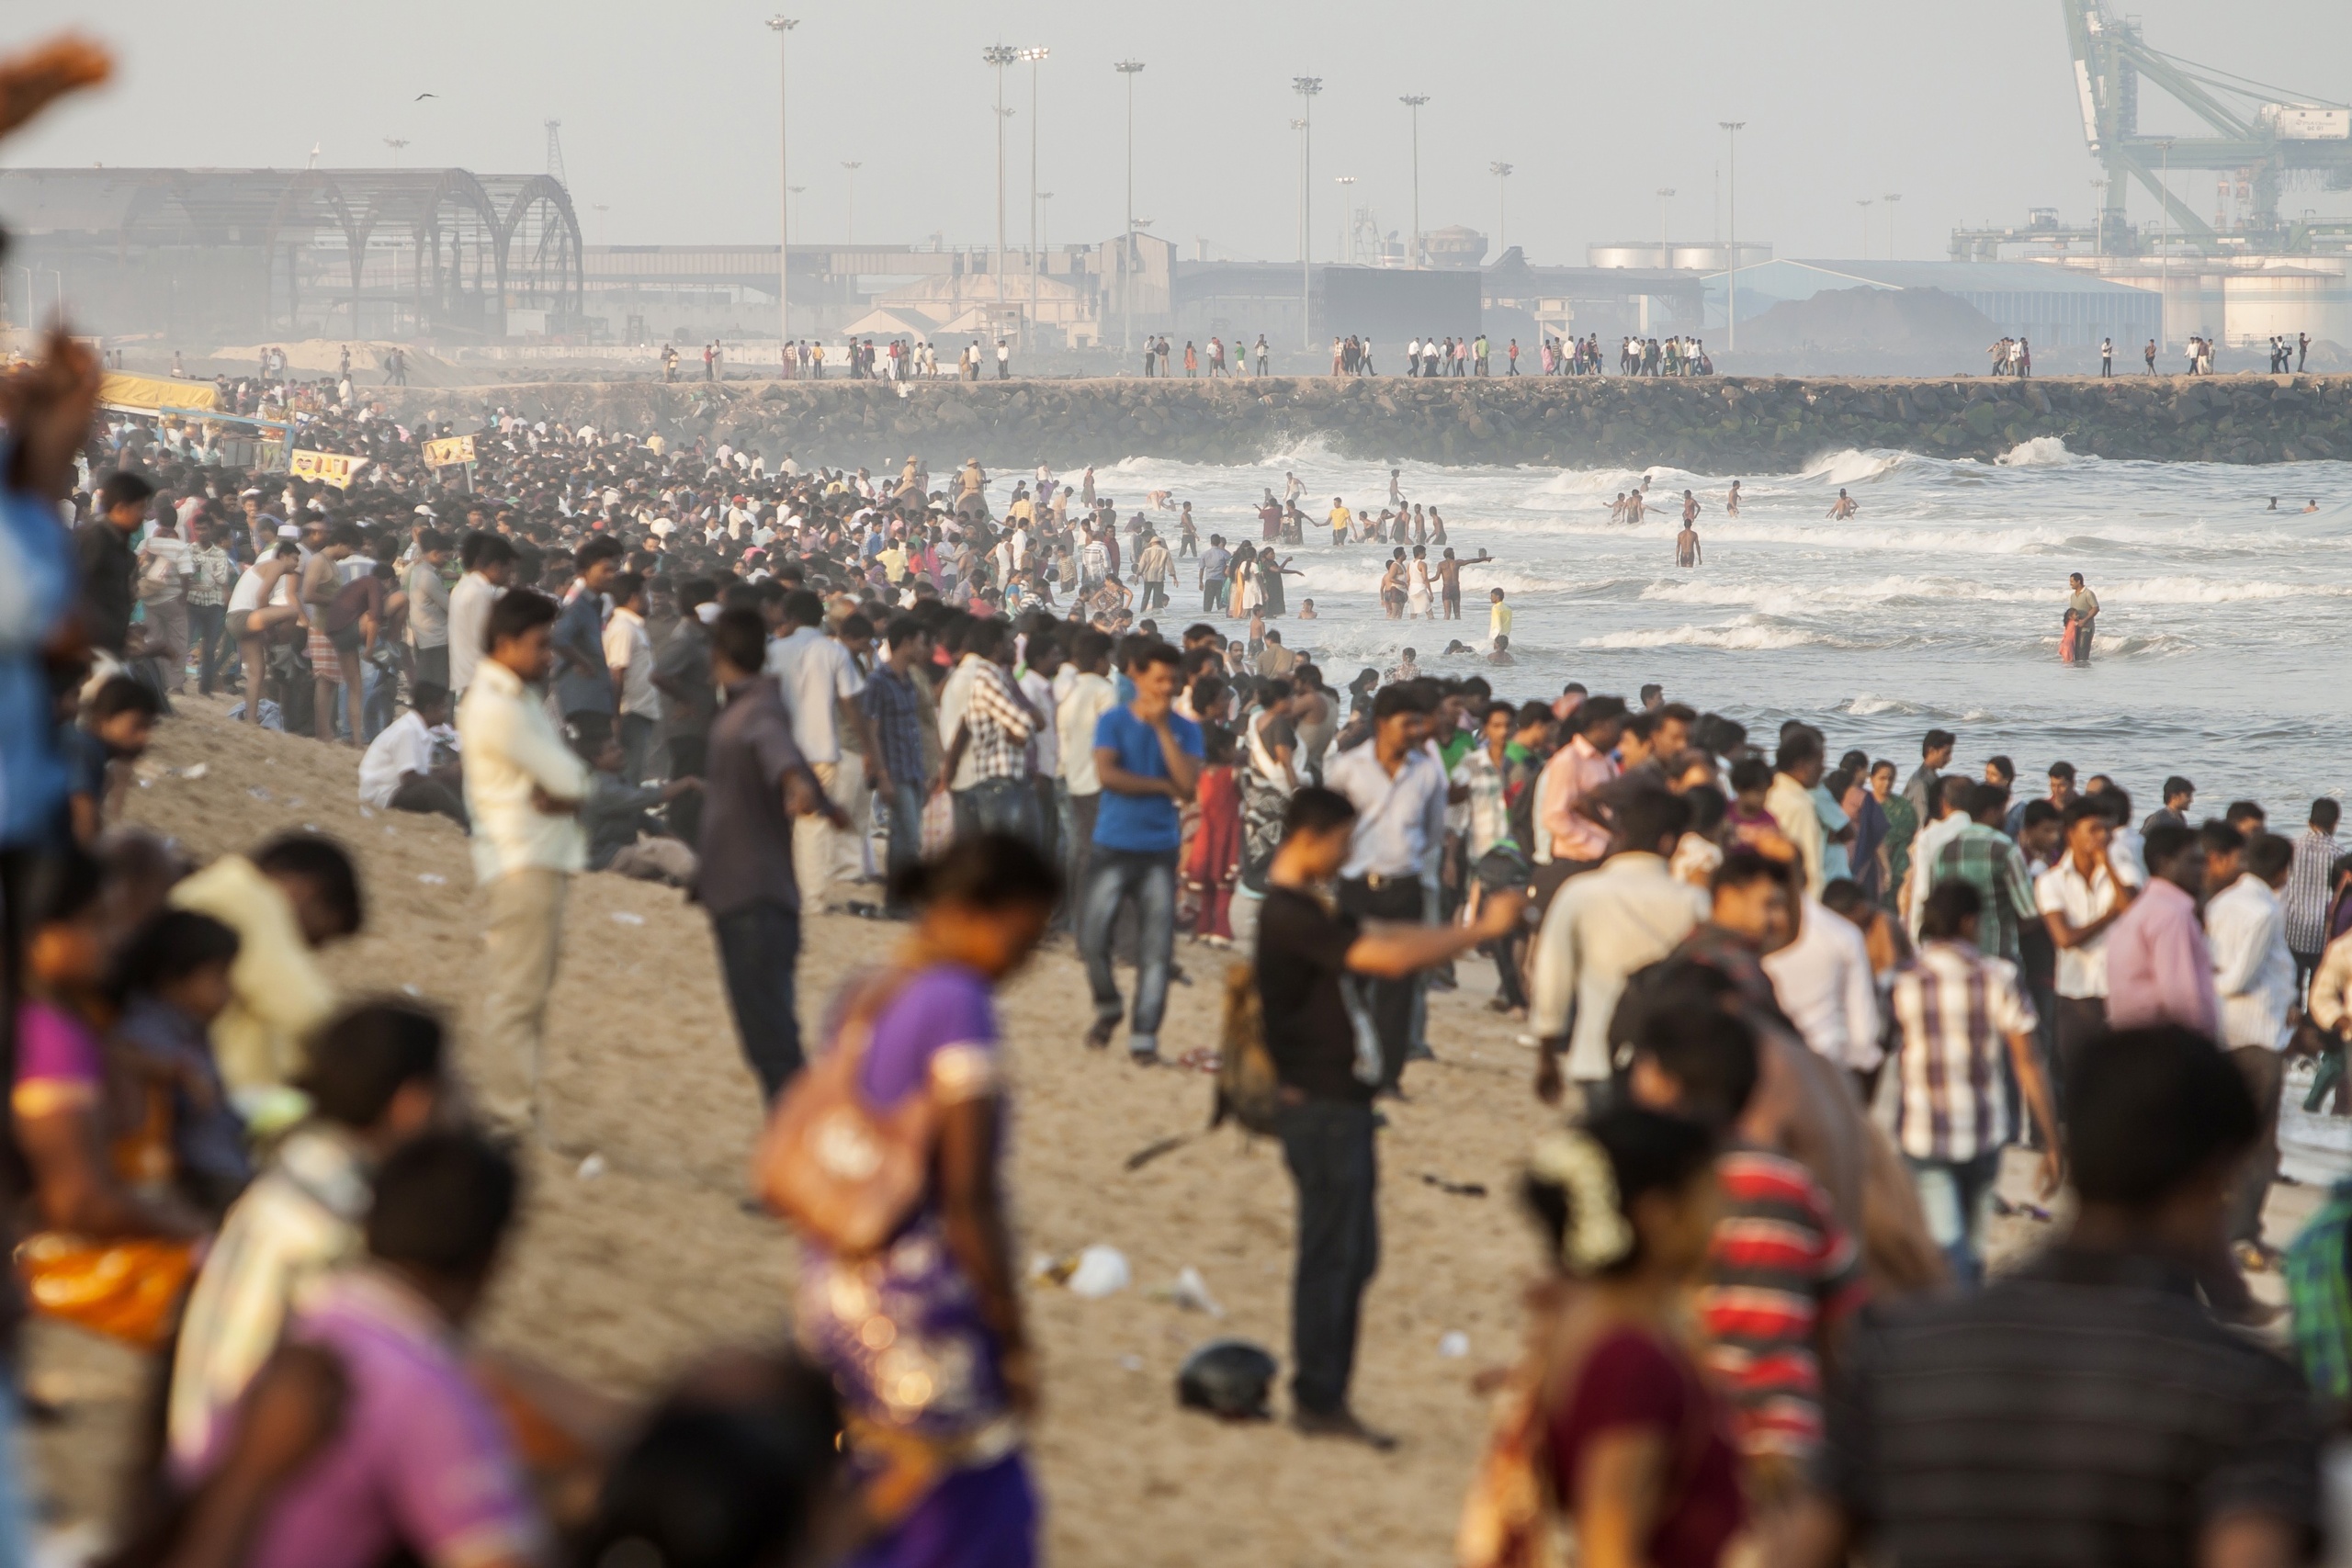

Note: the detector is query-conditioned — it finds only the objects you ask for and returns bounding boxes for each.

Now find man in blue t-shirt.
[1080,639,1203,1062]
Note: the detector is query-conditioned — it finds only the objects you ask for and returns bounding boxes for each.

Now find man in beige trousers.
[458,588,590,1133]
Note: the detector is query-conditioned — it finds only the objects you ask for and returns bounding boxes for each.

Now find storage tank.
[2223,265,2352,351]
[1668,240,1773,272]
[1588,243,1668,268]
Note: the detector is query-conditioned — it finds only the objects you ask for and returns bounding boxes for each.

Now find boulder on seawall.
[373,375,2352,469]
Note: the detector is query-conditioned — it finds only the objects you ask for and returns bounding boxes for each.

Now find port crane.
[2062,0,2352,254]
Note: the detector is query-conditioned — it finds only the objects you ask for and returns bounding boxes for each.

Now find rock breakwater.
[389,374,2352,470]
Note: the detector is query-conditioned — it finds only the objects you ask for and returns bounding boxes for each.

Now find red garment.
[1548,1327,1745,1568]
[1182,765,1242,901]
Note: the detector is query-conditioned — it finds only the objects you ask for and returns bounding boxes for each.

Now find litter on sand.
[577,1154,608,1180]
[612,910,647,926]
[1439,1332,1470,1359]
[1148,1266,1225,1318]
[1035,1245,1132,1298]
[417,873,447,886]
[1419,1172,1488,1198]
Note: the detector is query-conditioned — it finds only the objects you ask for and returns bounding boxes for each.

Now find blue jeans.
[1078,847,1177,1056]
[965,775,1038,843]
[1906,1148,2004,1285]
[711,899,803,1100]
[882,782,925,905]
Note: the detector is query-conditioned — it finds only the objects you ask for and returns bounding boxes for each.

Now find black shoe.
[1084,1018,1118,1052]
[1291,1406,1398,1451]
[1405,1042,1437,1064]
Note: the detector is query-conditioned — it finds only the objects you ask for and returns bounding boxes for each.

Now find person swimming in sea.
[1826,487,1858,521]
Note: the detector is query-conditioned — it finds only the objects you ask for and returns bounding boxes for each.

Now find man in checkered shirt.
[942,617,1038,840]
[1888,880,2063,1283]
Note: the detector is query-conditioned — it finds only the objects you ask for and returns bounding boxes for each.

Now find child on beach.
[1184,728,1242,945]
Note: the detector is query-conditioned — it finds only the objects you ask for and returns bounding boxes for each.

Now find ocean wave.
[1837,694,2002,722]
[1580,615,1872,652]
[1996,435,2075,468]
[1796,448,1913,486]
[1639,572,2352,609]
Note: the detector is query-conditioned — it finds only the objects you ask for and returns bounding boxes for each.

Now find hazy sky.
[6,1,2349,266]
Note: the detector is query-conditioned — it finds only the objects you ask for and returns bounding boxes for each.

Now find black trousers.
[1338,875,1425,1089]
[1280,1099,1379,1416]
[2052,995,2109,1118]
[711,899,803,1100]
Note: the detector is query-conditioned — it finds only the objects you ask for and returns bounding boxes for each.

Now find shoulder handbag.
[753,975,937,1257]
[1212,963,1285,1136]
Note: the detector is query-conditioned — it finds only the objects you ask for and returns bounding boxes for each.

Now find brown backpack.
[1212,963,1284,1135]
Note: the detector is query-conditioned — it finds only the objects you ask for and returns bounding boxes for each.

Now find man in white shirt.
[2035,796,2141,1082]
[602,571,662,785]
[445,534,515,702]
[358,685,464,827]
[1055,629,1119,912]
[1323,684,1453,1091]
[1763,889,1882,1076]
[763,589,872,908]
[2208,831,2299,1262]
[458,591,590,1132]
[1764,729,1829,897]
[1905,773,1975,935]
[1531,790,1711,1100]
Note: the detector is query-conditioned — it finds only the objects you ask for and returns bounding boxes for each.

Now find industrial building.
[0,166,582,344]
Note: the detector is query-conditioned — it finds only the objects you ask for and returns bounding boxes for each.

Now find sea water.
[1070,436,2352,809]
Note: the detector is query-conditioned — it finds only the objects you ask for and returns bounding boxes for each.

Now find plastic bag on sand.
[1066,1245,1131,1299]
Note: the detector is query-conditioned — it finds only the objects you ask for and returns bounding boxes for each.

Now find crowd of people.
[8,35,2352,1568]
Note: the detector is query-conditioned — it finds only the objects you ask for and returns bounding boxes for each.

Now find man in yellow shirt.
[1328,498,1351,546]
[169,834,365,1124]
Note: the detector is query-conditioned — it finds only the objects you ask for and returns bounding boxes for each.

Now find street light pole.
[1657,186,1675,255]
[2158,137,2174,351]
[1883,192,1901,260]
[1335,175,1356,262]
[1020,48,1048,341]
[1492,163,1514,254]
[1294,76,1321,351]
[984,45,1017,321]
[842,162,860,247]
[765,17,797,353]
[1399,95,1429,266]
[1116,60,1144,355]
[1719,120,1745,351]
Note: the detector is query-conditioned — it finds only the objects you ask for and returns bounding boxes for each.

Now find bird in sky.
[414,92,437,100]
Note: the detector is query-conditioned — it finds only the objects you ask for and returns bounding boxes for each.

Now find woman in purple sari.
[797,833,1062,1568]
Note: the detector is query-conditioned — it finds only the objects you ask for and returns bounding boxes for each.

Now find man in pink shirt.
[2103,824,2221,1039]
[1534,695,1628,908]
[172,1133,548,1568]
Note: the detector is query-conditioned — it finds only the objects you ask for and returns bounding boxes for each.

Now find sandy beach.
[30,695,1572,1566]
[26,695,2314,1564]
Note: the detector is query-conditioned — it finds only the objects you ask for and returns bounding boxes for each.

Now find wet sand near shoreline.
[23,696,2312,1564]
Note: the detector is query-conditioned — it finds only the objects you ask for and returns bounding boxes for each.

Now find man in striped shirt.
[1925,782,2039,964]
[2284,797,2341,992]
[1626,1001,1867,1496]
[1888,881,2062,1282]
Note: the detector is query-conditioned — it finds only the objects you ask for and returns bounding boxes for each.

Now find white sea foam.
[1796,448,1912,486]
[1580,615,1871,652]
[1996,435,2075,468]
